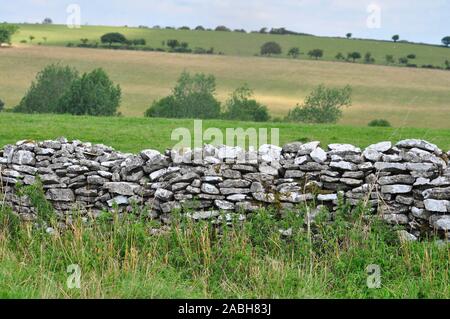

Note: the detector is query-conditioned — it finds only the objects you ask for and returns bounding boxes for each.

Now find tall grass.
[0,187,448,299]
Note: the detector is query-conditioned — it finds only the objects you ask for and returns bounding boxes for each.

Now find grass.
[13,24,450,67]
[1,45,450,128]
[0,184,448,299]
[1,113,450,153]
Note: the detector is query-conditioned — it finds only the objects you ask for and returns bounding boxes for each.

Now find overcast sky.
[1,0,449,44]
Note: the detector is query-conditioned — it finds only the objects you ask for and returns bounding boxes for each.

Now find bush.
[385,55,395,64]
[100,33,127,46]
[288,47,300,59]
[286,85,352,123]
[222,85,270,122]
[399,57,409,65]
[308,49,324,59]
[0,99,4,112]
[260,42,282,56]
[14,64,79,114]
[57,68,121,116]
[335,52,345,60]
[407,54,416,59]
[215,26,231,32]
[348,51,361,62]
[364,52,375,64]
[368,119,391,127]
[145,72,221,119]
[0,23,19,44]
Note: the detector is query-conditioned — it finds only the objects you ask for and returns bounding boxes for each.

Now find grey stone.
[396,139,442,155]
[219,179,251,188]
[432,216,450,231]
[201,183,220,195]
[379,175,415,185]
[282,142,303,153]
[46,189,75,202]
[103,182,139,196]
[330,161,358,171]
[215,200,235,210]
[381,185,412,194]
[107,196,129,207]
[424,199,449,213]
[155,188,174,201]
[12,150,35,166]
[310,147,327,164]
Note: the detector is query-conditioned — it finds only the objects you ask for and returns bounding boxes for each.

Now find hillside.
[1,45,450,128]
[12,24,450,67]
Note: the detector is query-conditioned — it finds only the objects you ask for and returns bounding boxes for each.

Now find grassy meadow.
[1,45,450,128]
[0,193,449,298]
[13,24,450,66]
[1,113,450,152]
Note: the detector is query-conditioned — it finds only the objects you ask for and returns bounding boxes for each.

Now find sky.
[0,0,449,44]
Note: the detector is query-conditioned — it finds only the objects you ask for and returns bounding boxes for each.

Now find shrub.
[0,23,19,44]
[260,42,282,56]
[57,68,121,116]
[442,36,450,47]
[0,98,4,112]
[195,26,205,31]
[368,119,391,127]
[385,55,395,64]
[407,54,416,59]
[364,52,375,64]
[348,51,362,62]
[215,26,231,32]
[335,52,345,60]
[222,85,270,122]
[399,57,409,65]
[131,38,146,46]
[288,47,300,59]
[14,64,79,114]
[145,72,221,119]
[286,85,352,123]
[308,49,324,59]
[100,33,127,46]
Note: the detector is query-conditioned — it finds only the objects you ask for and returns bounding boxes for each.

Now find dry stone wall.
[1,137,450,240]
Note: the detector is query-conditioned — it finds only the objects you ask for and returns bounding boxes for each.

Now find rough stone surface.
[1,138,449,239]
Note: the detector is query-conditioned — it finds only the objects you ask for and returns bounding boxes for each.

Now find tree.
[167,39,180,49]
[100,32,127,47]
[260,42,282,56]
[385,55,395,64]
[0,99,4,112]
[0,23,19,44]
[335,52,345,60]
[308,49,324,60]
[29,35,35,43]
[348,52,361,62]
[42,18,53,24]
[223,85,270,122]
[392,35,400,43]
[287,47,300,58]
[215,26,231,32]
[364,52,375,64]
[398,57,409,65]
[442,36,450,47]
[195,26,205,31]
[346,33,352,39]
[286,85,352,123]
[80,38,89,45]
[259,27,268,34]
[145,72,221,119]
[14,64,79,114]
[57,68,121,116]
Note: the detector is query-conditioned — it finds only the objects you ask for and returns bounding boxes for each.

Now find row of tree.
[145,71,352,124]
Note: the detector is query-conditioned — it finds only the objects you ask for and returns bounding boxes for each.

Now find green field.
[1,45,450,128]
[13,24,450,67]
[1,113,450,152]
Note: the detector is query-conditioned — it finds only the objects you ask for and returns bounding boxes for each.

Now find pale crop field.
[1,45,450,128]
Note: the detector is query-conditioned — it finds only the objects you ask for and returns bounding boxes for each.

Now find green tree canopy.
[286,85,352,123]
[100,33,127,46]
[260,42,282,56]
[14,64,79,114]
[57,68,121,116]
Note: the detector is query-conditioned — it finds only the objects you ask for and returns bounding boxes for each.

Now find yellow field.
[1,45,450,128]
